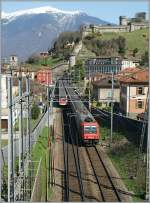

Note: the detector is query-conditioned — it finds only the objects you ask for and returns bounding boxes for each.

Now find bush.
[31,103,40,120]
[133,48,139,57]
[26,54,40,64]
[83,35,126,57]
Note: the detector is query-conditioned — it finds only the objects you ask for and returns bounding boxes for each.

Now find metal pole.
[146,5,150,198]
[47,71,51,187]
[110,72,114,146]
[88,68,91,111]
[26,74,32,197]
[7,66,14,202]
[0,51,2,203]
[18,74,24,172]
[26,75,31,155]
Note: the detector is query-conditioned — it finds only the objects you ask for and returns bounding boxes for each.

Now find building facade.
[92,76,120,107]
[36,69,52,85]
[1,74,19,130]
[119,69,148,118]
[85,57,136,77]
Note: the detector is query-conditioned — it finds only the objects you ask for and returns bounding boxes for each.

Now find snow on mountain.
[2,6,82,22]
[2,6,111,60]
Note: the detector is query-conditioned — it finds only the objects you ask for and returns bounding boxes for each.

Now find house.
[40,52,49,58]
[92,75,120,107]
[36,68,52,85]
[119,69,148,118]
[91,73,112,82]
[10,55,18,67]
[13,69,36,80]
[1,74,19,130]
[85,57,136,77]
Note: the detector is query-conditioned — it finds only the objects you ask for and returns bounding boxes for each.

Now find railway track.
[60,83,122,202]
[85,146,121,202]
[62,108,84,201]
[62,107,122,202]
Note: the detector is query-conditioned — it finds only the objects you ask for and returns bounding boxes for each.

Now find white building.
[10,55,18,67]
[1,74,19,130]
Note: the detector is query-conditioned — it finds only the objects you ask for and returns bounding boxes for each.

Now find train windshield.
[84,126,97,133]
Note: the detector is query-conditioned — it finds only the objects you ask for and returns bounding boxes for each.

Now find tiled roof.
[118,67,140,74]
[118,69,148,84]
[92,76,120,88]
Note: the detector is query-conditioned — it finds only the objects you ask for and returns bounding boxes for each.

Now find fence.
[93,108,148,149]
[30,158,42,202]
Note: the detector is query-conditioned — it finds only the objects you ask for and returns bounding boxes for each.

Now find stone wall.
[81,22,148,37]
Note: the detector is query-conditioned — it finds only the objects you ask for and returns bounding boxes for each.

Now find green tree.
[72,60,85,82]
[26,54,40,64]
[117,36,126,56]
[133,48,139,57]
[31,103,40,120]
[140,51,148,66]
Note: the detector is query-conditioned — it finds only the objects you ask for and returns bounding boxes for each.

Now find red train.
[59,80,68,106]
[64,81,100,144]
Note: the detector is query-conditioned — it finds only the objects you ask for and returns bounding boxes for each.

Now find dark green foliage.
[26,54,40,64]
[48,31,81,59]
[31,103,40,120]
[140,51,148,66]
[83,35,126,57]
[133,48,139,57]
[72,60,85,82]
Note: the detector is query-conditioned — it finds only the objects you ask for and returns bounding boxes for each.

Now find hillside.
[79,28,148,61]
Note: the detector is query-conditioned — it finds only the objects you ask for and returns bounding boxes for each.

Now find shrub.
[31,103,40,120]
[133,48,139,57]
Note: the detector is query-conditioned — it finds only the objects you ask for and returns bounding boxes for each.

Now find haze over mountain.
[2,6,111,60]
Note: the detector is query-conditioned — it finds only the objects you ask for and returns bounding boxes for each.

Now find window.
[84,126,97,133]
[137,87,144,95]
[136,100,144,109]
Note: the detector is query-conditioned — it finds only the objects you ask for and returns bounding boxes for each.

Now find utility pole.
[18,71,24,173]
[146,3,150,202]
[7,65,14,202]
[146,21,150,198]
[0,52,2,203]
[110,72,114,146]
[88,68,91,111]
[26,73,31,155]
[26,73,32,197]
[47,71,51,189]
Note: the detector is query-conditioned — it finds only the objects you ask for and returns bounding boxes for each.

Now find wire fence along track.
[92,108,148,149]
[85,146,121,202]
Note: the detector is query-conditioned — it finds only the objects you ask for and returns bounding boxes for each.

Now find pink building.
[36,69,52,85]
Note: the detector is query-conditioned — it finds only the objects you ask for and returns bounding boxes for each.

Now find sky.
[2,0,149,24]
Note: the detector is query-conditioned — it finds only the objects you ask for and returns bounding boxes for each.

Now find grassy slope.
[2,127,51,201]
[1,140,8,148]
[25,57,65,71]
[31,127,51,201]
[82,28,148,60]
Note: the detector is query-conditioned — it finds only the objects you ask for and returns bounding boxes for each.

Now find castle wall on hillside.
[81,12,148,37]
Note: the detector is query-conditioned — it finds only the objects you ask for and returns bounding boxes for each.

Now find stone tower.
[119,16,128,26]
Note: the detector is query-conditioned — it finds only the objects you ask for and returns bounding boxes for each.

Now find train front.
[80,118,100,145]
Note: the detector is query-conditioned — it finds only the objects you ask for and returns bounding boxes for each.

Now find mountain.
[2,6,111,60]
